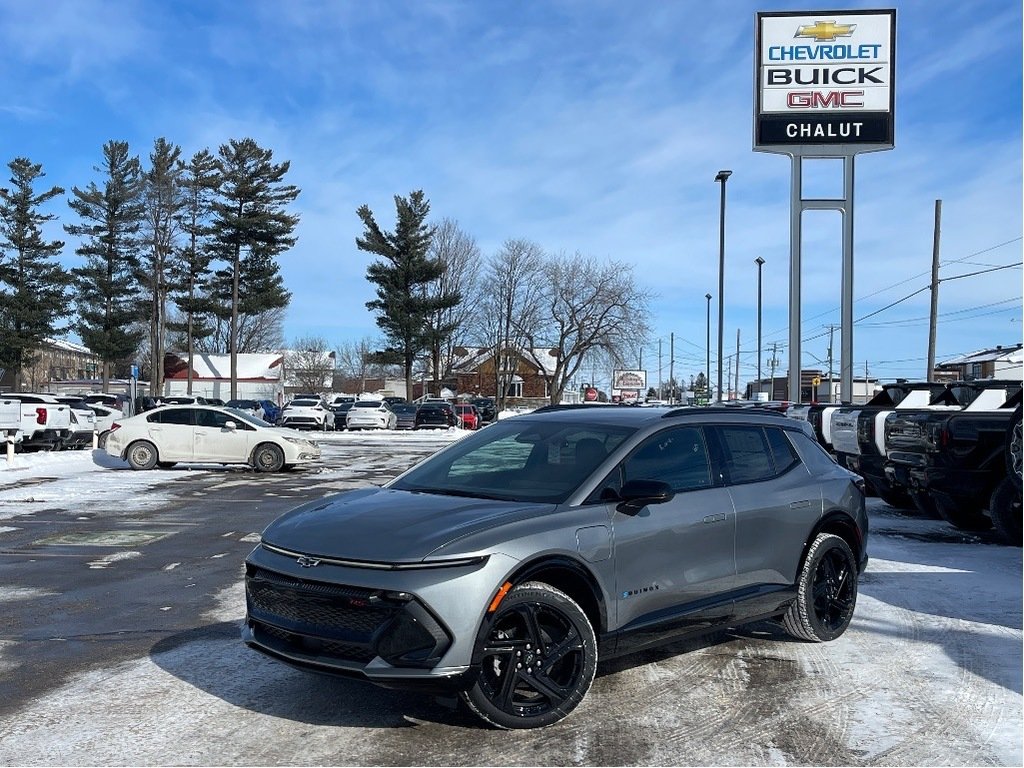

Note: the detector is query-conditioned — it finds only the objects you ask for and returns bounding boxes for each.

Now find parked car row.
[788,379,1022,545]
[0,392,125,452]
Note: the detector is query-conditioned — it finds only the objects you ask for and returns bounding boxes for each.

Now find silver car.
[243,406,867,729]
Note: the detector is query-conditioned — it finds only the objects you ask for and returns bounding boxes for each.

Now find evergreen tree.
[0,158,69,390]
[210,138,299,399]
[141,138,183,395]
[65,140,146,389]
[168,149,219,395]
[356,190,457,400]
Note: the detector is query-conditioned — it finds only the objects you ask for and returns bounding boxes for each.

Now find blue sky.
[1,0,1020,390]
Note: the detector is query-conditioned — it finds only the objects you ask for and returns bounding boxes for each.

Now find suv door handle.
[789,500,811,509]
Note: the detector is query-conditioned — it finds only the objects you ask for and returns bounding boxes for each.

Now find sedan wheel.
[253,443,285,473]
[126,440,159,471]
[461,581,597,729]
[783,533,858,642]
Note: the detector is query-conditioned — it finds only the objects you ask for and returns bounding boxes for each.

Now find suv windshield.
[391,418,635,503]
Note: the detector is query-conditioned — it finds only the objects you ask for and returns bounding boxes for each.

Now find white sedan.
[346,400,397,430]
[104,405,320,472]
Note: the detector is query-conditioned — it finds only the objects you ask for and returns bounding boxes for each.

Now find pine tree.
[356,190,458,400]
[167,149,219,395]
[0,158,69,390]
[65,140,146,389]
[210,138,299,399]
[142,138,183,395]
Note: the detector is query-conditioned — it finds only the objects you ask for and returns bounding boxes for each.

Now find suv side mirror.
[616,479,675,515]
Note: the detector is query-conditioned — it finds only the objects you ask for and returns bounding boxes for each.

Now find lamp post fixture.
[755,256,765,397]
[705,293,712,404]
[714,169,732,403]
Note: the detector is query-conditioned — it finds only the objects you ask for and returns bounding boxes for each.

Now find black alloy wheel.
[784,533,858,642]
[462,582,597,729]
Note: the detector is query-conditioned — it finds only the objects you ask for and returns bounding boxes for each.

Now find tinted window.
[620,426,711,493]
[150,408,194,426]
[789,431,841,474]
[766,427,801,474]
[716,425,773,484]
[196,411,234,430]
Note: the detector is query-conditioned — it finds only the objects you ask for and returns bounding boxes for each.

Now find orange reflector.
[487,581,514,613]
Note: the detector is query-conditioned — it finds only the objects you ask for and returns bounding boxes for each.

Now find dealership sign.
[612,369,646,391]
[755,9,895,149]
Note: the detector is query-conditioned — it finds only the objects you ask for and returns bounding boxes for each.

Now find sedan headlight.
[282,436,312,447]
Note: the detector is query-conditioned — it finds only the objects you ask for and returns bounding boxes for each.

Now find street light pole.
[755,256,765,397]
[714,169,732,404]
[705,293,712,404]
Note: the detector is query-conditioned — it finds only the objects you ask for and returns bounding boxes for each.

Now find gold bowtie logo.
[795,21,857,41]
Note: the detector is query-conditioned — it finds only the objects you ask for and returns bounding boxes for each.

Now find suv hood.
[261,487,555,563]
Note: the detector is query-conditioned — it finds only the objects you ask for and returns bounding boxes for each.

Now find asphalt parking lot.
[0,432,1020,766]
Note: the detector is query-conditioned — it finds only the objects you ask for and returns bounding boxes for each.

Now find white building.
[163,352,285,403]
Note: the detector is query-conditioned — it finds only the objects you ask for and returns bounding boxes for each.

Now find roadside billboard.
[612,369,647,391]
[754,9,896,150]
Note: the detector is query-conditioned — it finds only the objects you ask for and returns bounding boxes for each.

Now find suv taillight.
[35,407,47,425]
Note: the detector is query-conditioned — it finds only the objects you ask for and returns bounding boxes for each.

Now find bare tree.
[286,335,334,393]
[517,252,651,405]
[198,307,285,354]
[424,218,482,393]
[478,239,545,410]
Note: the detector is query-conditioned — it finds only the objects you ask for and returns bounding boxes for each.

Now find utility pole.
[735,328,741,400]
[658,339,663,400]
[926,199,942,380]
[669,332,675,404]
[827,324,835,404]
[769,342,779,400]
[727,355,733,401]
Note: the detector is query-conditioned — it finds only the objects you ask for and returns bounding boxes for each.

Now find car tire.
[908,490,941,519]
[989,477,1022,546]
[126,440,159,471]
[783,533,858,643]
[933,494,992,531]
[253,443,285,473]
[460,581,597,730]
[877,487,915,510]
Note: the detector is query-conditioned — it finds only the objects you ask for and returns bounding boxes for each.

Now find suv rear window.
[716,425,774,484]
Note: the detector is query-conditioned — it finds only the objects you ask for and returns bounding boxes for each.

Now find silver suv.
[243,406,868,729]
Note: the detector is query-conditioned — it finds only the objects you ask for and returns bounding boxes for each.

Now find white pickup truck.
[0,395,23,446]
[5,393,73,450]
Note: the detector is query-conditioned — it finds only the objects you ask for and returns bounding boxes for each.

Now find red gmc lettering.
[787,91,865,109]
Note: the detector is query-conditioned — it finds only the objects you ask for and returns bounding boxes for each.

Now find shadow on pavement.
[149,621,483,729]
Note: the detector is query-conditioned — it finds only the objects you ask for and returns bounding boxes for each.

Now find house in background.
[936,343,1023,381]
[447,347,558,402]
[163,352,285,403]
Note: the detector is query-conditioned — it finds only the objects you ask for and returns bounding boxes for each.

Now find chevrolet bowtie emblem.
[296,555,321,568]
[795,21,857,41]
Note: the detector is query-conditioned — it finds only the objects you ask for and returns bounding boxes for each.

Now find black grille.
[246,566,397,663]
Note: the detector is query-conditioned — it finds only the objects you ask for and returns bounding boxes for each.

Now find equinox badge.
[296,556,321,568]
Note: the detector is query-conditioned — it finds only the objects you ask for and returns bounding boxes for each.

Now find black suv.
[471,397,497,424]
